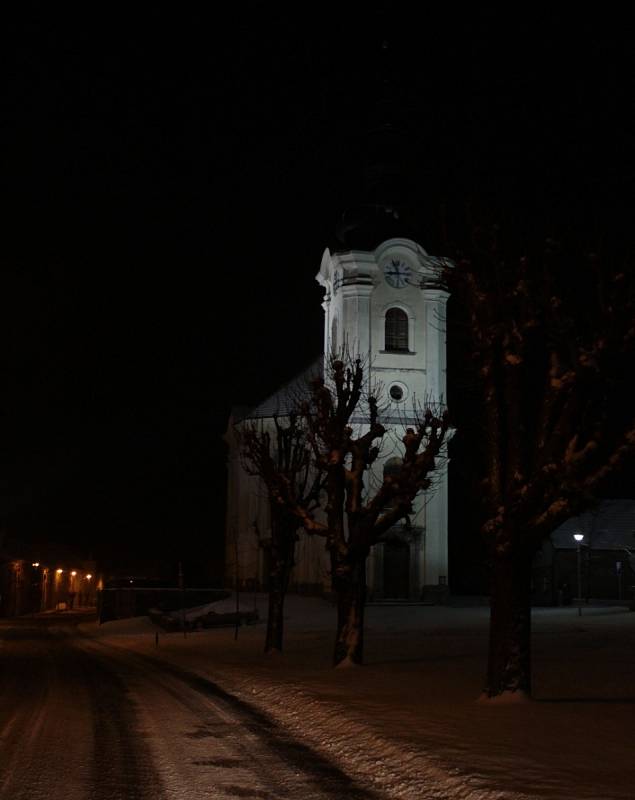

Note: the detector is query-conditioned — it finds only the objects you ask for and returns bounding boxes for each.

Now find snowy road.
[0,620,381,800]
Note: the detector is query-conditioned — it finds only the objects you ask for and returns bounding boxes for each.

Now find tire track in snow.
[0,625,92,800]
[76,644,167,800]
[80,636,385,800]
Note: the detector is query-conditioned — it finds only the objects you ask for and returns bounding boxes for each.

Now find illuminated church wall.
[225,235,451,600]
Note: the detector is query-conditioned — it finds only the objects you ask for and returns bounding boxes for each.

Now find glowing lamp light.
[86,574,92,580]
[573,533,584,542]
[32,562,40,567]
[56,568,63,574]
[71,571,77,576]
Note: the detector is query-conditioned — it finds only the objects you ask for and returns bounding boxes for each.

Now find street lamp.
[573,533,584,616]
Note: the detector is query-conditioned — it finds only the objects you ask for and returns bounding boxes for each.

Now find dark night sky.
[3,8,634,578]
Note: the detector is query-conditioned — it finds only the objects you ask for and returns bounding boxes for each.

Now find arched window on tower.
[385,307,409,352]
[331,316,338,354]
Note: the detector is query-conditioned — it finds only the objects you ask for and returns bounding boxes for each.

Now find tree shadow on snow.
[537,696,635,703]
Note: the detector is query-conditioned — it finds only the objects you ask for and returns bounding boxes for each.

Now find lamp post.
[573,533,584,616]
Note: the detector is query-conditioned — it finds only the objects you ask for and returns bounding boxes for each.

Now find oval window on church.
[388,381,408,403]
[385,308,409,352]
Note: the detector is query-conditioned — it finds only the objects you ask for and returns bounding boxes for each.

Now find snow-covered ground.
[82,595,635,800]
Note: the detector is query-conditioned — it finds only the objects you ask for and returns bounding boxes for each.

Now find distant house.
[0,536,97,616]
[533,499,635,605]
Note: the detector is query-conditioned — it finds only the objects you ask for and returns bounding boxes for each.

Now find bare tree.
[447,229,635,700]
[246,355,450,667]
[239,412,323,653]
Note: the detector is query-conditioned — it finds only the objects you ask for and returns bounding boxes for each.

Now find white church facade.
[225,236,451,601]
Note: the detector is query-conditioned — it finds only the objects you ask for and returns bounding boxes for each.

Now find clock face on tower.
[383,257,412,289]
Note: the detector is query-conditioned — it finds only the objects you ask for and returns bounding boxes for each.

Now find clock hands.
[384,259,411,287]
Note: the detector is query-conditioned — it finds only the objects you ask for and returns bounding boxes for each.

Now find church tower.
[314,33,452,600]
[316,239,451,600]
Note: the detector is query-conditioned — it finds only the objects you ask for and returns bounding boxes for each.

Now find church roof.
[551,499,635,550]
[232,350,447,427]
[235,356,323,421]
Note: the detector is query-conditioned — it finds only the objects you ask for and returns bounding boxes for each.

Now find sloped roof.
[231,353,447,426]
[235,356,323,421]
[551,499,635,550]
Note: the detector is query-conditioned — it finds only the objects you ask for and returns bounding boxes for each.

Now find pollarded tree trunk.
[332,558,367,667]
[483,539,533,701]
[264,518,296,654]
[265,567,289,653]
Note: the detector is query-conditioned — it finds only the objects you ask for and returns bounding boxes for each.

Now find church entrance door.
[383,539,410,599]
